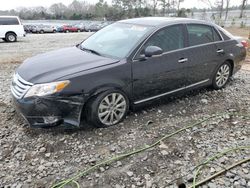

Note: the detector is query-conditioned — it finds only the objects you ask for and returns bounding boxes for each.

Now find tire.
[5,33,17,42]
[86,89,129,128]
[66,30,69,33]
[77,29,80,32]
[53,30,56,33]
[40,30,44,34]
[212,62,232,89]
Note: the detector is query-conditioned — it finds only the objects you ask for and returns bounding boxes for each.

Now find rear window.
[0,17,19,25]
[187,24,214,46]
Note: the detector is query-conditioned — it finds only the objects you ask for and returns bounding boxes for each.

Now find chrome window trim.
[132,23,226,62]
[134,79,209,104]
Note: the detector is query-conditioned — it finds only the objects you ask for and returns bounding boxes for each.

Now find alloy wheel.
[8,34,15,42]
[98,93,127,126]
[215,64,230,87]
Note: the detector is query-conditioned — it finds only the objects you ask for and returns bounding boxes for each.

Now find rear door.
[132,24,189,103]
[184,24,222,85]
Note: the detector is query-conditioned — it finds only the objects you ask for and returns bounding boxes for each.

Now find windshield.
[80,22,152,59]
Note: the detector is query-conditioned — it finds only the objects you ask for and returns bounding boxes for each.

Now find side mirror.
[144,46,163,57]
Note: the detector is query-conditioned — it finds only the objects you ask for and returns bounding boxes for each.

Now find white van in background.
[0,16,25,42]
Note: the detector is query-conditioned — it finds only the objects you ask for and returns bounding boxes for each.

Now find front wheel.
[212,62,232,89]
[86,90,129,128]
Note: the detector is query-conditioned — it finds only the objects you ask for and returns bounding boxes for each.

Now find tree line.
[0,0,248,21]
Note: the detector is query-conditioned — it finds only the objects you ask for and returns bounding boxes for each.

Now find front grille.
[11,73,33,99]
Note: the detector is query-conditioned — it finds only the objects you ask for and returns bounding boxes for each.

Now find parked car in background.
[60,25,81,33]
[98,22,111,30]
[74,24,85,32]
[0,16,25,42]
[32,25,56,34]
[11,17,246,128]
[85,23,101,32]
[23,25,30,33]
[56,26,64,32]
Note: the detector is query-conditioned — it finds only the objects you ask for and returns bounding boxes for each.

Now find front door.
[132,24,189,103]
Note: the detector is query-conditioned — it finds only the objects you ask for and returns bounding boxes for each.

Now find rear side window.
[144,24,184,53]
[0,17,19,25]
[187,24,214,46]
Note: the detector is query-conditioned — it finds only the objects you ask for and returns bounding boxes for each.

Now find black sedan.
[11,17,246,128]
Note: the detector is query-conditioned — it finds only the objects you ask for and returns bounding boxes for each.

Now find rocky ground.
[0,32,250,188]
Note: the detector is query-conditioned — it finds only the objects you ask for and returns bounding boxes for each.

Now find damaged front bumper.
[12,95,85,128]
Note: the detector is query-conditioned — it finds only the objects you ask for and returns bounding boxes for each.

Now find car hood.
[17,46,119,83]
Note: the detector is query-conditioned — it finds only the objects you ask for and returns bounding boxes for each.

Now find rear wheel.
[5,33,17,42]
[212,62,232,89]
[65,30,69,33]
[40,30,44,34]
[86,90,129,128]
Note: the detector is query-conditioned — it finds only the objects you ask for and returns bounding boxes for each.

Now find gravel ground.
[0,32,250,188]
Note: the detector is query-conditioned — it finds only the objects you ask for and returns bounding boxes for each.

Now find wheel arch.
[79,84,131,122]
[225,59,234,76]
[5,31,17,37]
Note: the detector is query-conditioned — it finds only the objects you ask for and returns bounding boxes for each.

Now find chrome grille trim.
[11,73,33,99]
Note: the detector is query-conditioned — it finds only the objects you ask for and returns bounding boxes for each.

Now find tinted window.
[187,24,213,46]
[213,27,222,41]
[218,29,231,40]
[144,25,184,53]
[0,17,19,25]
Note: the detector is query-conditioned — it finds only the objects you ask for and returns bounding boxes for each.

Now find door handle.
[178,58,188,63]
[216,49,224,53]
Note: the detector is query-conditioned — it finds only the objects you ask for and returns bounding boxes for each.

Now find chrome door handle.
[178,58,188,63]
[216,49,224,53]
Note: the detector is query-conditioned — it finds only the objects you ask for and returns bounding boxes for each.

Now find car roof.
[0,16,19,18]
[118,17,213,27]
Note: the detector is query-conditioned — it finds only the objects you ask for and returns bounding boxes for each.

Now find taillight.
[241,40,248,48]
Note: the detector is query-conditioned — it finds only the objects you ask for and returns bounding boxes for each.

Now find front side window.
[187,24,214,46]
[143,25,184,53]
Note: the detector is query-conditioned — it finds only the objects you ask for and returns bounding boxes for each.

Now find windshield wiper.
[80,46,101,56]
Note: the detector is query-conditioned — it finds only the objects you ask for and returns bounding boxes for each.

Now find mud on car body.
[11,17,246,128]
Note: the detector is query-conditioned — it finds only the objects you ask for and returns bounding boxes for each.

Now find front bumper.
[12,95,85,128]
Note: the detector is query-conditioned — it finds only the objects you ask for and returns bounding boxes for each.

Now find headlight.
[24,80,70,98]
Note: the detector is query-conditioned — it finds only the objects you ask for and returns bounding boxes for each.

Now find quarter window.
[187,24,214,46]
[213,27,222,41]
[143,25,184,53]
[218,29,231,40]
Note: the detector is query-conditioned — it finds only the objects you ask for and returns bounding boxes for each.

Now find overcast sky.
[0,0,242,11]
